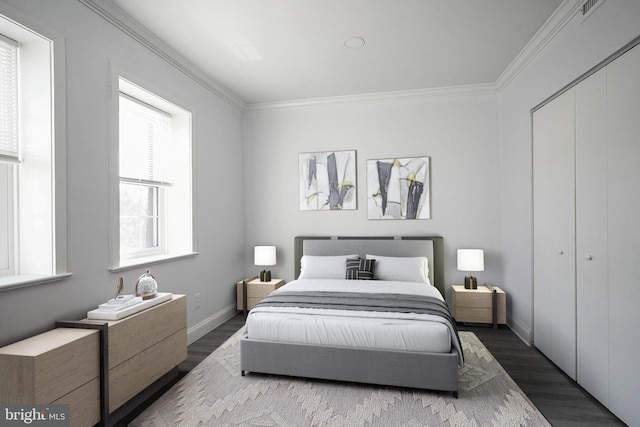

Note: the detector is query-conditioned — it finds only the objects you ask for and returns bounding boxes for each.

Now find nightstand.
[451,284,506,328]
[237,278,285,315]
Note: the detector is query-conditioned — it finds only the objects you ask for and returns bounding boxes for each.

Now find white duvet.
[245,279,453,353]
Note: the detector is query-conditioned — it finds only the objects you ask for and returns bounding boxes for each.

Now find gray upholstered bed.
[240,235,460,396]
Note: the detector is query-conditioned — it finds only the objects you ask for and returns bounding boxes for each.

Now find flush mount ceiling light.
[344,36,365,49]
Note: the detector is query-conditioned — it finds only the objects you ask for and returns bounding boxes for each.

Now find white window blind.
[119,93,171,185]
[0,34,18,163]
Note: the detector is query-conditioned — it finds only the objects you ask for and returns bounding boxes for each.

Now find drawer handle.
[558,249,564,255]
[586,254,593,261]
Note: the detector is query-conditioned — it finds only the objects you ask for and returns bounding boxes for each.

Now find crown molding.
[78,0,581,113]
[246,83,498,113]
[77,0,247,112]
[496,0,583,92]
[247,1,581,112]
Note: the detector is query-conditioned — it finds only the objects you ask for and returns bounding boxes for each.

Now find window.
[119,94,169,257]
[0,12,68,290]
[111,77,193,269]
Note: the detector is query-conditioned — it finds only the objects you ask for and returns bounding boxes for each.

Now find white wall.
[499,0,640,342]
[244,93,502,303]
[0,0,245,347]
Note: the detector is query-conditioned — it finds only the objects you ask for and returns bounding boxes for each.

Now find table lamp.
[457,249,484,289]
[254,245,276,282]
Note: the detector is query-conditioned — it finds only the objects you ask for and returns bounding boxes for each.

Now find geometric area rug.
[131,329,551,426]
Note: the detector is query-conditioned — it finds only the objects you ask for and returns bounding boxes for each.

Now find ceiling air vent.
[580,0,606,22]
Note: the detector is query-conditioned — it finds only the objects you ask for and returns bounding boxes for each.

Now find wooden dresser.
[105,294,186,413]
[0,294,186,426]
[0,328,101,427]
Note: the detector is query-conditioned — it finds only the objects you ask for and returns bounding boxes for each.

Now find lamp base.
[464,275,477,290]
[260,270,271,282]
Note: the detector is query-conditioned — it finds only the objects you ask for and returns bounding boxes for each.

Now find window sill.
[0,273,73,292]
[110,252,199,273]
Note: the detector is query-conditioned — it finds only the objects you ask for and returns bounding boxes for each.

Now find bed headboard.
[294,236,445,296]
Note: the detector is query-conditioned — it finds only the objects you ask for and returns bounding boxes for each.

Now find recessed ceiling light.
[344,37,365,49]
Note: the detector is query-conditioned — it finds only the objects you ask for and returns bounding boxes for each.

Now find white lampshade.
[457,249,484,272]
[254,246,276,266]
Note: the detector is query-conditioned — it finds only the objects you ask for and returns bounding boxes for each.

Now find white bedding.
[245,279,453,353]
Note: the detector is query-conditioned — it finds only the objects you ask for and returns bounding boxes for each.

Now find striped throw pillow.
[345,258,375,280]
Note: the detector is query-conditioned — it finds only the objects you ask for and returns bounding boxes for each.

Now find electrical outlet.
[194,292,201,310]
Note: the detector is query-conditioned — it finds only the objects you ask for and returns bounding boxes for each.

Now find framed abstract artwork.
[367,156,430,220]
[299,150,357,211]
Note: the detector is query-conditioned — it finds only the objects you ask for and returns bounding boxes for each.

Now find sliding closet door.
[607,43,640,426]
[575,68,608,405]
[533,89,576,380]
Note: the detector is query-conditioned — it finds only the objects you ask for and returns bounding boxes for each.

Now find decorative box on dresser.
[237,278,284,315]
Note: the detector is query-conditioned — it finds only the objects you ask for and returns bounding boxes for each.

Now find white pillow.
[299,254,359,279]
[366,254,430,284]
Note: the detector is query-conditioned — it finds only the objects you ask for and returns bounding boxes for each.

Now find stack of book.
[87,292,173,320]
[98,294,142,311]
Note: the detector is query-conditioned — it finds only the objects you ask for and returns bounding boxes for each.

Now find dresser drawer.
[52,376,101,427]
[109,327,187,412]
[107,295,186,368]
[454,291,493,309]
[0,328,99,404]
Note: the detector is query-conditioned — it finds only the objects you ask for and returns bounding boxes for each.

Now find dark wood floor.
[118,314,625,426]
[457,324,624,427]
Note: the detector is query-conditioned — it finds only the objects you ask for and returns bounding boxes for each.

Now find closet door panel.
[533,89,576,380]
[575,68,608,405]
[533,101,554,357]
[607,43,640,426]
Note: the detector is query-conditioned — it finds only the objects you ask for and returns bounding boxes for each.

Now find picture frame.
[299,150,357,211]
[367,156,430,220]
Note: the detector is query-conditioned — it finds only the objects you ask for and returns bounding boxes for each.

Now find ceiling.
[107,0,564,106]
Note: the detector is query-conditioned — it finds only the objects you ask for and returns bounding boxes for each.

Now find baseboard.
[507,315,532,346]
[187,304,238,345]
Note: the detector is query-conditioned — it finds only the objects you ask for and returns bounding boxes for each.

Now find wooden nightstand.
[237,278,285,315]
[451,284,506,328]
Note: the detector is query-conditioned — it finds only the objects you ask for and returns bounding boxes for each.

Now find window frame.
[110,71,196,271]
[0,6,69,291]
